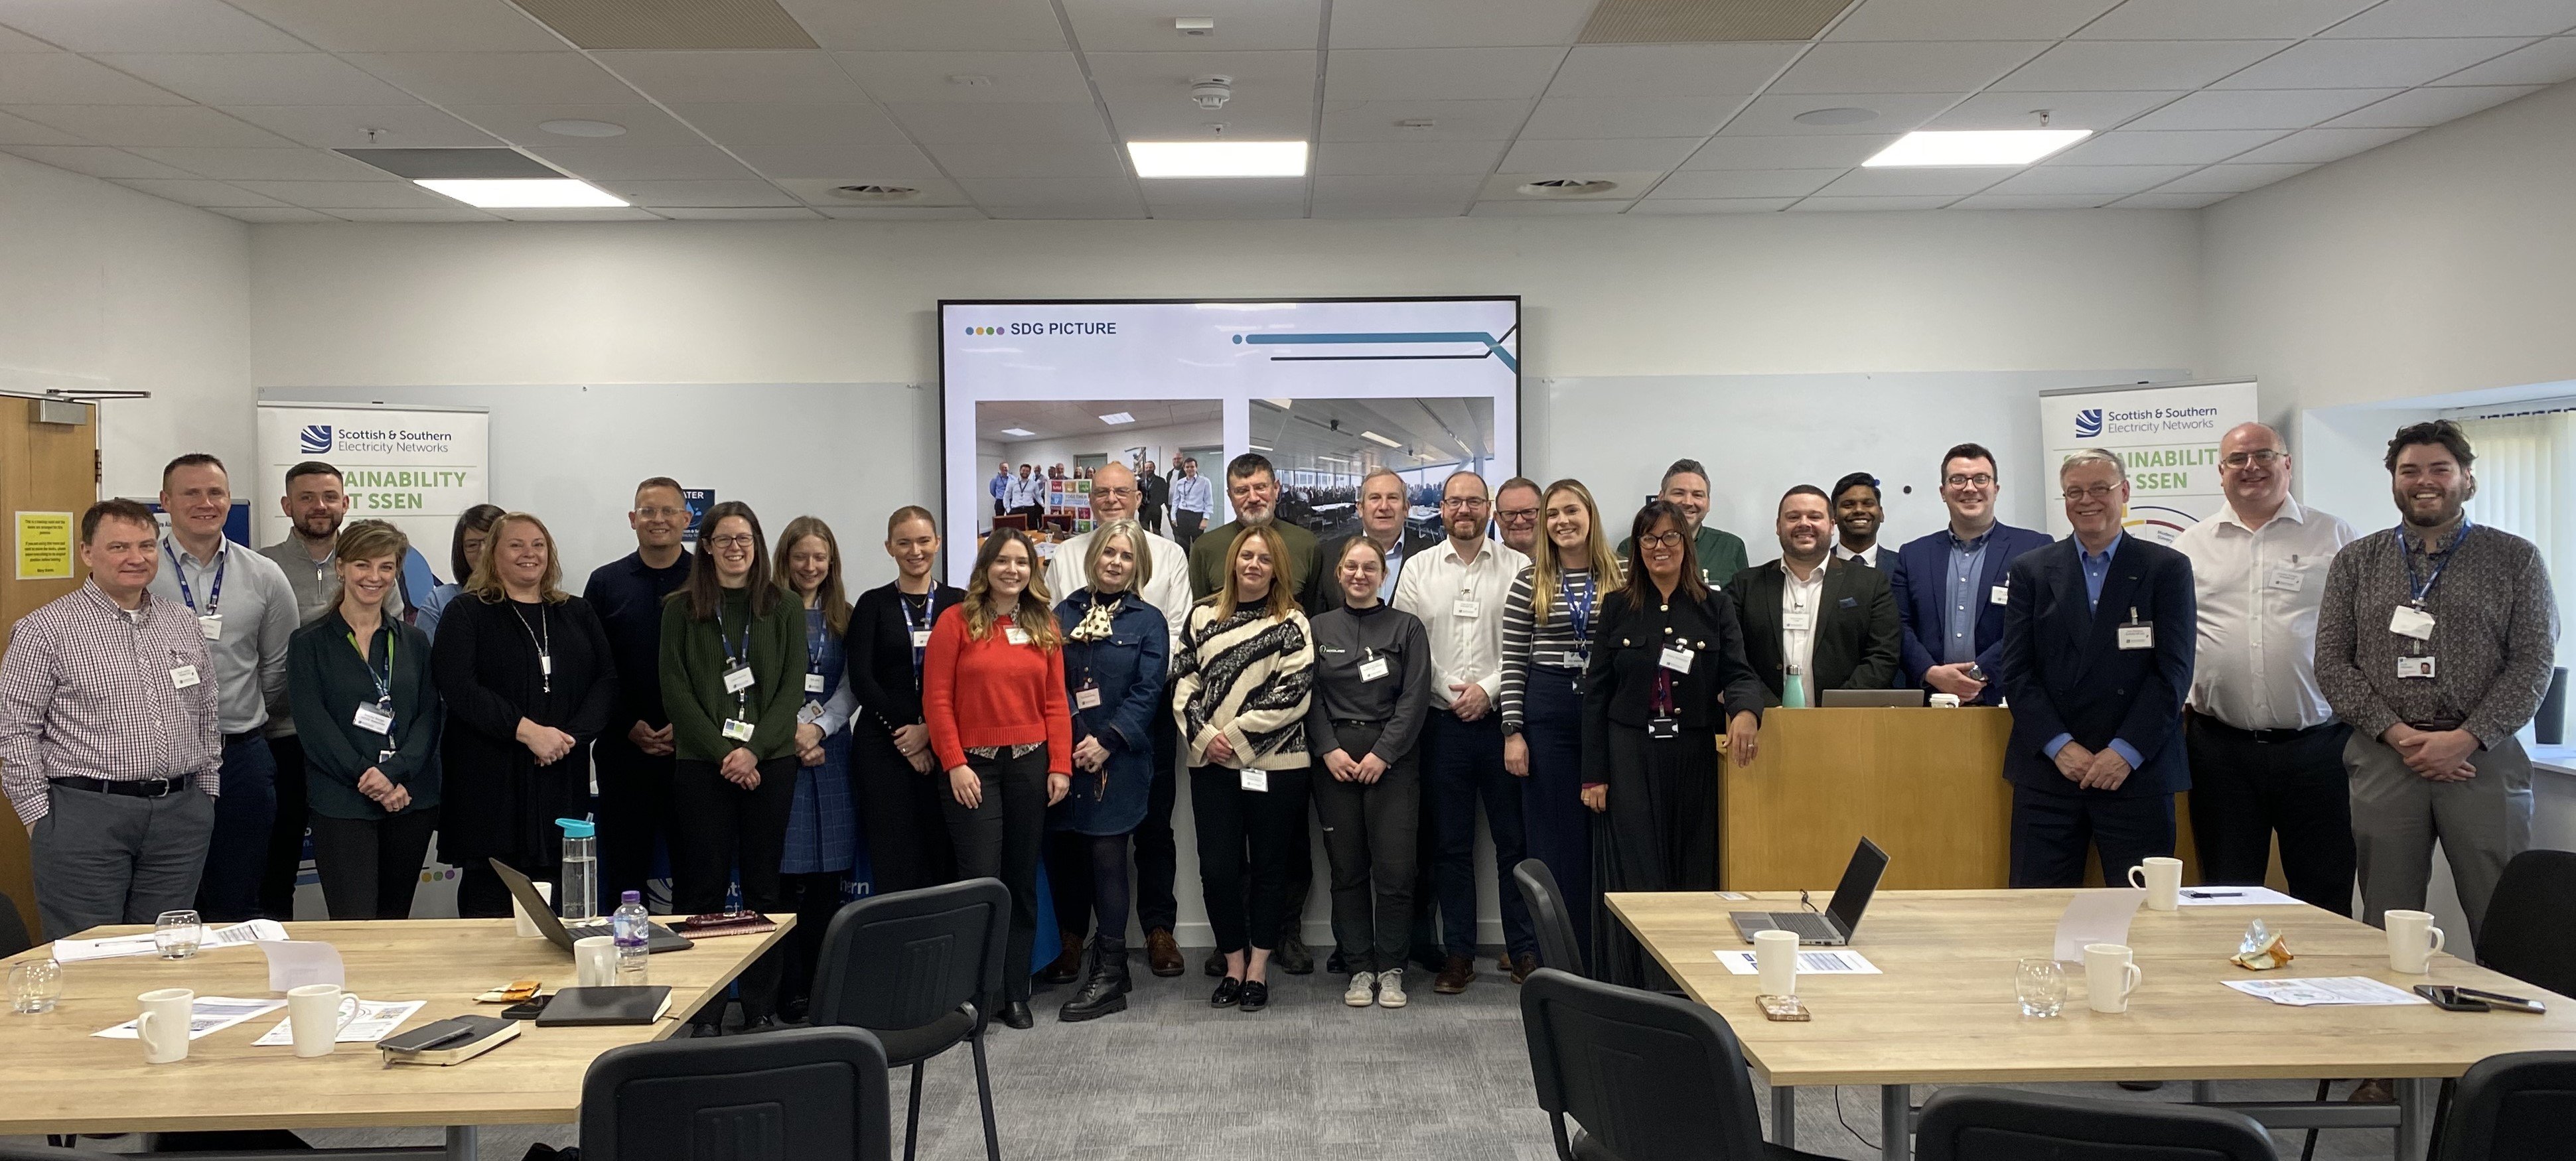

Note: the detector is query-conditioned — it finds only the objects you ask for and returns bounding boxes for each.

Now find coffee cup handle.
[2126,865,2145,888]
[137,1009,165,1045]
[2427,927,2446,957]
[2121,963,2142,1000]
[334,994,363,1034]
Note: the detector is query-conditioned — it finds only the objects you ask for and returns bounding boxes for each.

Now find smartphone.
[2455,987,2547,1014]
[2414,985,2491,1012]
[500,994,553,1021]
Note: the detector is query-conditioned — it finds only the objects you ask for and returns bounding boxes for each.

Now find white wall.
[0,152,250,500]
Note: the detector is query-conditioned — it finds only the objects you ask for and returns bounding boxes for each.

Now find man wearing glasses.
[2170,424,2360,912]
[1492,477,1543,557]
[1888,443,2054,705]
[582,477,695,909]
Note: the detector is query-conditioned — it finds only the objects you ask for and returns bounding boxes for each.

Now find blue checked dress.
[780,606,857,875]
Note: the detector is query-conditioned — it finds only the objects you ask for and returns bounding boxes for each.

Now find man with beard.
[1828,471,1887,569]
[1727,486,1900,705]
[2319,421,2557,940]
[1616,460,1747,586]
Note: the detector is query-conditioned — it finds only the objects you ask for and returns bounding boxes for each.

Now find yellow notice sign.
[15,512,74,580]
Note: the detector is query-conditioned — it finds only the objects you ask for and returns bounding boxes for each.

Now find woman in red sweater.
[923,527,1072,1030]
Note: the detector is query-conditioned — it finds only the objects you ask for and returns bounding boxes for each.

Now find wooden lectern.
[1721,707,2015,890]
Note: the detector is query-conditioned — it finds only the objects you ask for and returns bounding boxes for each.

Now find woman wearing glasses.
[1501,479,1622,965]
[660,502,804,1034]
[845,507,965,896]
[413,502,504,642]
[1582,499,1765,987]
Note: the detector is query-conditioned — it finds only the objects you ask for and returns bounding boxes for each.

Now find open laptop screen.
[1826,838,1891,935]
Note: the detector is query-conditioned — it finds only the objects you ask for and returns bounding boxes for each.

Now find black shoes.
[738,1014,779,1034]
[1210,977,1242,1008]
[1275,935,1315,975]
[999,1000,1035,1030]
[687,1014,723,1038]
[1204,947,1228,977]
[1058,940,1133,1023]
[1238,981,1269,1012]
[1325,949,1348,975]
[1038,934,1085,988]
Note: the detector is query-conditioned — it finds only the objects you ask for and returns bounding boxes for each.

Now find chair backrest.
[2476,849,2576,998]
[2440,1050,2576,1161]
[579,1026,891,1161]
[1514,859,1588,979]
[0,890,30,961]
[1916,1088,2279,1161]
[808,878,1009,1033]
[0,1144,94,1160]
[1519,967,1768,1161]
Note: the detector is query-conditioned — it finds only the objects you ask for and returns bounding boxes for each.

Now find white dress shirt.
[1779,559,1827,685]
[1170,472,1213,516]
[1832,541,1884,569]
[1392,536,1530,708]
[2170,496,2360,730]
[1043,525,1193,651]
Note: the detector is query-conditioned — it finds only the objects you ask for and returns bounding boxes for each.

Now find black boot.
[1058,939,1131,1023]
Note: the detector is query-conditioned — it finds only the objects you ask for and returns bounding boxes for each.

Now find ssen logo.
[2074,409,2105,439]
[299,424,334,454]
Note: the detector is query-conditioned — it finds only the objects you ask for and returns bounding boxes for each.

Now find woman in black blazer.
[843,506,966,895]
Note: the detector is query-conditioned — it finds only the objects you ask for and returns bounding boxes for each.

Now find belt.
[53,774,196,798]
[224,730,263,744]
[2193,715,2337,744]
[1330,718,1382,728]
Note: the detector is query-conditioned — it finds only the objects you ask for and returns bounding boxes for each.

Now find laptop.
[1729,838,1890,946]
[489,858,694,954]
[1820,689,1927,708]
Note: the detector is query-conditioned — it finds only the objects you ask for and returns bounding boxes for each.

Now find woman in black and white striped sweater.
[1171,523,1315,1012]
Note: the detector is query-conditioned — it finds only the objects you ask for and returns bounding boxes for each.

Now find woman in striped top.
[1171,523,1315,1012]
[1500,479,1621,965]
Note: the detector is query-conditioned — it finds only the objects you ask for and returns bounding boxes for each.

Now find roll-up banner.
[255,401,490,556]
[2039,379,2258,543]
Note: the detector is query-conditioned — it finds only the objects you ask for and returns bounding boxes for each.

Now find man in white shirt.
[1829,471,1887,570]
[1394,471,1536,992]
[2171,422,2361,914]
[1169,457,1214,552]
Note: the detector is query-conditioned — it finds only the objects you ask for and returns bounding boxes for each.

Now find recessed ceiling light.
[1260,397,1293,409]
[1099,411,1135,425]
[1127,140,1306,178]
[1864,129,2091,167]
[1248,442,1272,452]
[1000,427,1035,437]
[1175,16,1214,34]
[1794,107,1879,126]
[415,178,626,208]
[1359,430,1401,448]
[538,118,626,138]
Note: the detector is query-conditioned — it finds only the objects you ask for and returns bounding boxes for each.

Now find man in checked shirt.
[1,499,224,940]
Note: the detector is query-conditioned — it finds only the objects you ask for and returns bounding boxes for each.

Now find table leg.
[2395,1078,2430,1161]
[2192,1080,2218,1103]
[1771,1085,1796,1148]
[1881,1085,1910,1161]
[444,1125,478,1161]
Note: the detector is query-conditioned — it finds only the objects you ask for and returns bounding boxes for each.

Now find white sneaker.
[1344,971,1376,1007]
[1376,968,1407,1008]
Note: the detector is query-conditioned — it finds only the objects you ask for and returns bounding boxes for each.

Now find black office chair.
[2436,1050,2576,1161]
[1514,858,1589,979]
[808,879,1008,1161]
[1520,967,1839,1161]
[2476,850,2576,998]
[0,890,32,960]
[1915,1088,2279,1161]
[579,1026,890,1161]
[0,1145,90,1160]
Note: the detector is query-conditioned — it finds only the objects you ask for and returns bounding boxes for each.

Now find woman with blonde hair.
[922,527,1072,1030]
[772,515,859,1022]
[1500,478,1622,962]
[1171,523,1314,1012]
[843,506,964,894]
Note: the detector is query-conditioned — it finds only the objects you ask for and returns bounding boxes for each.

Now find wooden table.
[1610,890,2576,1161]
[0,918,790,1160]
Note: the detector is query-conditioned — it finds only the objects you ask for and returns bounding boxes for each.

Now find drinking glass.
[2017,957,2066,1017]
[9,958,62,1014]
[155,910,203,959]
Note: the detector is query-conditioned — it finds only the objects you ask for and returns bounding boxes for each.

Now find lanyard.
[2400,518,2471,606]
[511,602,553,693]
[899,592,932,690]
[1652,669,1676,717]
[346,627,394,707]
[1565,569,1594,642]
[163,539,226,616]
[719,604,752,714]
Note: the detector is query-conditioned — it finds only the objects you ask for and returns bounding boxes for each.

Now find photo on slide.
[1252,396,1497,544]
[973,397,1220,565]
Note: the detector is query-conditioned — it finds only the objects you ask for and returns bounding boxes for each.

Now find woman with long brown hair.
[772,514,857,1023]
[1500,478,1622,963]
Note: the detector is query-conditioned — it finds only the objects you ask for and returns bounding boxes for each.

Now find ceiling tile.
[1315,139,1510,174]
[1774,40,2050,95]
[343,53,640,105]
[656,206,823,219]
[1928,90,2184,130]
[2123,88,2398,130]
[814,205,985,219]
[1788,195,1958,211]
[447,103,706,148]
[883,102,1112,143]
[776,175,972,205]
[2225,125,2421,163]
[220,104,502,149]
[93,53,424,106]
[1982,164,2199,194]
[0,52,188,104]
[1626,198,1793,214]
[213,206,339,222]
[1147,202,1305,219]
[525,145,757,180]
[2433,36,2576,86]
[1831,0,2121,40]
[2050,128,2282,164]
[2321,0,2576,38]
[1816,167,2013,196]
[924,141,1127,178]
[1994,40,2293,92]
[1319,98,1535,141]
[1544,44,1800,98]
[666,102,908,147]
[1518,96,1746,139]
[839,51,1094,103]
[234,178,457,207]
[1325,48,1568,101]
[2111,190,2231,208]
[0,110,86,145]
[326,206,506,221]
[776,0,1069,51]
[485,207,663,221]
[1331,0,1593,48]
[109,176,286,205]
[1652,169,1844,198]
[591,178,796,207]
[2326,85,2545,127]
[7,104,297,146]
[593,51,871,104]
[729,143,942,179]
[982,204,1145,218]
[2216,38,2536,90]
[1950,193,2119,208]
[1062,0,1323,52]
[0,143,197,178]
[1312,173,1482,201]
[1084,48,1315,102]
[125,145,397,180]
[0,23,52,50]
[1135,175,1305,203]
[2153,162,2315,192]
[956,176,1142,208]
[0,0,307,51]
[1717,92,1961,135]
[1681,134,1897,169]
[1468,199,1632,215]
[226,0,567,52]
[1106,97,1311,139]
[1308,200,1466,219]
[1500,137,1699,172]
[2076,0,2378,39]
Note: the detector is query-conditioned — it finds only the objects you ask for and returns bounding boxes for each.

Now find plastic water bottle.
[611,890,650,987]
[556,817,599,923]
[1782,665,1808,709]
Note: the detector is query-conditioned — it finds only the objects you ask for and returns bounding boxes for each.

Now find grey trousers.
[2346,732,2532,941]
[29,783,216,941]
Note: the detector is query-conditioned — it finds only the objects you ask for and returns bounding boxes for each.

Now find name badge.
[1557,650,1588,669]
[1452,599,1481,620]
[2390,605,2436,640]
[722,663,756,694]
[1359,657,1391,683]
[804,672,826,694]
[1074,685,1102,709]
[1005,626,1031,646]
[722,718,756,742]
[1240,768,1268,792]
[2397,655,2437,680]
[796,701,823,725]
[2267,569,2305,592]
[170,664,200,689]
[198,614,223,641]
[1659,645,1695,673]
[1989,584,2010,606]
[352,702,395,734]
[1781,611,1814,632]
[2116,623,2154,650]
[911,629,933,649]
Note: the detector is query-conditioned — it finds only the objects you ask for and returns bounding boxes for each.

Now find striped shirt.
[1500,565,1601,732]
[1171,604,1313,771]
[1,580,224,825]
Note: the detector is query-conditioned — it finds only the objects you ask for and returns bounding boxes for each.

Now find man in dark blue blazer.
[1998,449,2198,888]
[1887,443,2054,705]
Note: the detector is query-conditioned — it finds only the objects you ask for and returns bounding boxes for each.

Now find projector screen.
[941,297,1520,586]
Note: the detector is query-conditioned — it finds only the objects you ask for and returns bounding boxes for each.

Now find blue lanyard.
[346,628,394,707]
[1565,570,1595,643]
[163,539,226,616]
[719,606,751,667]
[2399,518,2470,606]
[899,593,931,685]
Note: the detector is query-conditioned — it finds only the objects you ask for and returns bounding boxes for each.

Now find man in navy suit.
[1998,448,2198,888]
[1887,443,2054,704]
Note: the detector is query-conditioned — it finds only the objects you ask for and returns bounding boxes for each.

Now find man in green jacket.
[1616,458,1749,586]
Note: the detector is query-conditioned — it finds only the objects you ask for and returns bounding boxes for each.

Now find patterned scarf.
[1068,591,1122,642]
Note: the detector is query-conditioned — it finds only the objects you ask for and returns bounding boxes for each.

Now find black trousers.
[596,730,676,908]
[1173,510,1204,551]
[776,870,845,1011]
[1132,710,1181,934]
[1191,764,1312,956]
[943,747,1051,1004]
[671,756,798,1018]
[2009,784,2175,888]
[1312,722,1420,973]
[259,733,309,921]
[854,724,956,895]
[309,808,439,920]
[2185,715,2356,914]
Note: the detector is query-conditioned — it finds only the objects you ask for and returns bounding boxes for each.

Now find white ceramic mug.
[2385,910,2447,974]
[575,935,617,987]
[511,881,555,938]
[137,987,194,1064]
[285,983,363,1058]
[1753,929,1799,996]
[2127,857,2184,911]
[2084,943,2143,1014]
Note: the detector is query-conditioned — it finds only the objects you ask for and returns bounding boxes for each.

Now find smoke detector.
[827,184,921,202]
[1518,178,1620,198]
[1175,16,1214,36]
[1189,75,1232,110]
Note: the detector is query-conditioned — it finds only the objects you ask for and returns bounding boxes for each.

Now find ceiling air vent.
[1580,0,1858,44]
[1519,178,1621,198]
[828,184,923,202]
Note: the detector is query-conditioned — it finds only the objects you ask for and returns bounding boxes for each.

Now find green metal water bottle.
[1782,665,1807,709]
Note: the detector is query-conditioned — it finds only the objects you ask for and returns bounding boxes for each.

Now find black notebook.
[534,985,674,1027]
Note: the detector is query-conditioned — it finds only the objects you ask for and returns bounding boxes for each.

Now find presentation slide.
[942,297,1519,586]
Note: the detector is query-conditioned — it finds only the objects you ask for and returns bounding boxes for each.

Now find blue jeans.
[196,733,277,922]
[1424,711,1534,959]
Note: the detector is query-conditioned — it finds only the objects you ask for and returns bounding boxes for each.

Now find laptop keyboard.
[1767,912,1837,940]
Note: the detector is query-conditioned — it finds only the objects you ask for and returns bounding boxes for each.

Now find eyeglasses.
[1094,486,1136,499]
[1945,473,1996,489]
[2060,484,2121,502]
[1637,530,1685,549]
[2220,449,2285,470]
[634,506,687,520]
[705,534,755,549]
[1497,507,1539,523]
[1441,497,1490,511]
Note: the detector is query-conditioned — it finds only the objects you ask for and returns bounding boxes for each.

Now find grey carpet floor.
[11,950,2417,1160]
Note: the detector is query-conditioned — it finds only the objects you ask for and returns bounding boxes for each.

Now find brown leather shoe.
[1146,928,1184,977]
[1038,935,1084,987]
[1434,954,1476,994]
[1507,951,1538,984]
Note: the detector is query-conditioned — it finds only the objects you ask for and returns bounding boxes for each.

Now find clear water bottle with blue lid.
[611,890,650,987]
[556,817,599,923]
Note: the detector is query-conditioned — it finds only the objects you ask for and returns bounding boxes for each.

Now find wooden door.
[1,397,96,938]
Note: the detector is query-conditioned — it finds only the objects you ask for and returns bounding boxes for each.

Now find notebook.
[534,985,674,1028]
[378,1015,520,1066]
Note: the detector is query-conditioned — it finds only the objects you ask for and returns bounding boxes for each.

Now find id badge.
[722,662,756,694]
[1782,611,1814,632]
[198,614,223,641]
[1646,717,1680,740]
[2267,568,2305,592]
[1989,584,2010,606]
[1452,598,1481,620]
[1005,626,1031,646]
[1074,685,1102,709]
[911,629,933,649]
[1558,650,1589,669]
[722,718,756,742]
[796,701,823,725]
[352,701,395,734]
[170,664,200,689]
[2116,623,2153,650]
[2397,655,2437,680]
[804,672,826,694]
[2390,605,2436,640]
[1659,645,1695,674]
[1359,656,1391,683]
[1240,768,1269,792]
